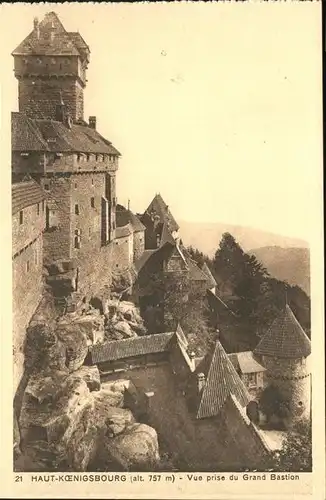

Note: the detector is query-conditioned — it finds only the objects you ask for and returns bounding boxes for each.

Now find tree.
[259,385,291,424]
[274,420,312,472]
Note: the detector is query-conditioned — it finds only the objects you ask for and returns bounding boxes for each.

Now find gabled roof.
[12,179,45,215]
[201,262,217,289]
[145,193,179,233]
[160,222,176,246]
[89,332,175,364]
[12,12,86,58]
[196,341,251,419]
[254,305,311,359]
[12,112,120,155]
[228,351,266,374]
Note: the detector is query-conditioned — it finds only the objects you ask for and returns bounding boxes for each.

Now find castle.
[12,12,311,471]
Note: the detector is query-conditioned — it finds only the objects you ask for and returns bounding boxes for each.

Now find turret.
[12,12,90,121]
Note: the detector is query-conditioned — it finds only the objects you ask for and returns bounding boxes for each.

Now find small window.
[95,154,99,161]
[89,227,91,237]
[44,183,50,191]
[77,154,81,162]
[91,197,95,208]
[74,229,81,249]
[51,58,56,65]
[19,211,23,225]
[91,178,94,186]
[42,200,45,212]
[26,260,30,272]
[74,182,77,189]
[75,204,79,215]
[87,154,90,161]
[37,203,40,215]
[112,221,116,230]
[36,58,42,65]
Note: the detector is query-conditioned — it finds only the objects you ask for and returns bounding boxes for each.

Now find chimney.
[89,116,97,129]
[127,199,130,210]
[34,17,40,40]
[197,372,206,393]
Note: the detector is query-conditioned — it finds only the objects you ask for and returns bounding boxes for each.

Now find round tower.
[254,305,311,425]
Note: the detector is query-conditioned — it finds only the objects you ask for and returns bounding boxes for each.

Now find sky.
[0,2,322,243]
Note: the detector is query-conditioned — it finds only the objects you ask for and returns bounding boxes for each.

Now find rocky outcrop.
[104,423,160,471]
[74,366,101,392]
[56,325,88,372]
[104,300,147,340]
[58,310,105,345]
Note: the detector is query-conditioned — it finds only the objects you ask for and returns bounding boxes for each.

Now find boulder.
[105,423,160,471]
[74,366,101,392]
[57,325,88,372]
[105,408,135,437]
[112,320,137,339]
[25,324,67,372]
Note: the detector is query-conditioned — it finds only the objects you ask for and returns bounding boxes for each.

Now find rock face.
[104,300,147,340]
[57,325,88,372]
[16,297,160,472]
[104,423,160,471]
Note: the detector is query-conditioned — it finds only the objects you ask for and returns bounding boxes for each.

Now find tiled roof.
[134,249,156,272]
[254,305,311,359]
[145,193,179,233]
[183,253,209,282]
[229,351,266,374]
[201,262,217,288]
[12,12,84,57]
[196,341,251,419]
[12,112,120,155]
[160,222,176,246]
[115,224,132,239]
[12,180,45,215]
[116,206,145,233]
[89,332,175,364]
[207,289,238,316]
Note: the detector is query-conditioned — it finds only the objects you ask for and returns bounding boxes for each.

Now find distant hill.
[179,220,308,256]
[250,246,310,296]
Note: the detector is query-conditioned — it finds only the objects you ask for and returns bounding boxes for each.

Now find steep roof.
[196,341,251,419]
[116,205,145,233]
[89,332,174,364]
[134,249,156,273]
[228,351,266,374]
[12,12,87,58]
[201,262,217,289]
[254,305,311,359]
[145,193,179,233]
[115,224,132,239]
[12,112,120,155]
[12,180,45,215]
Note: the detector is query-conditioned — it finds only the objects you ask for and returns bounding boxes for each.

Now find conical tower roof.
[145,193,179,232]
[196,341,251,419]
[254,305,311,359]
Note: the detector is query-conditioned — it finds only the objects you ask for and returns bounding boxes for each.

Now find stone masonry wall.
[18,77,84,121]
[13,234,43,393]
[133,231,145,261]
[12,202,45,257]
[43,176,72,262]
[262,355,311,422]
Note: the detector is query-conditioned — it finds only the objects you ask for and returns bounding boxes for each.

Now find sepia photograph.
[0,1,322,488]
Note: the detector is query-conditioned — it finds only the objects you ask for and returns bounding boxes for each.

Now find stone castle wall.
[13,234,44,393]
[262,355,311,422]
[133,231,145,261]
[18,77,84,121]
